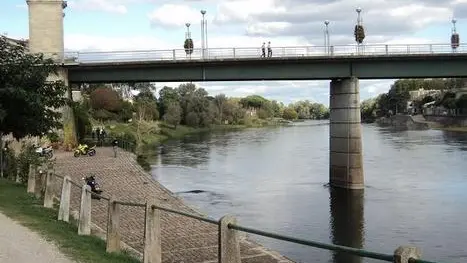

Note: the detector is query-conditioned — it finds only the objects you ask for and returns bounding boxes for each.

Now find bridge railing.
[53,43,467,64]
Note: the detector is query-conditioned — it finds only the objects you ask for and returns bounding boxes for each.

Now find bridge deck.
[52,147,293,263]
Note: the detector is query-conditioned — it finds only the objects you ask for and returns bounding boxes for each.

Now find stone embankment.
[376,114,431,130]
[53,147,293,263]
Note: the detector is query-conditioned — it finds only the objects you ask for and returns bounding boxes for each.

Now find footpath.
[52,147,292,263]
[0,212,75,263]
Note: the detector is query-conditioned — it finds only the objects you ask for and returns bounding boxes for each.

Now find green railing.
[81,136,136,153]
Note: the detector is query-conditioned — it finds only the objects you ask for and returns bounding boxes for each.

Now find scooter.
[35,145,54,159]
[74,143,96,157]
[82,175,103,200]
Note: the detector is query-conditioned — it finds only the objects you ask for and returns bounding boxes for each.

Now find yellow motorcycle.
[73,143,96,157]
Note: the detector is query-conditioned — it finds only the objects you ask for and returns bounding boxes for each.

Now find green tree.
[158,86,180,118]
[163,102,182,128]
[282,107,298,120]
[0,35,68,139]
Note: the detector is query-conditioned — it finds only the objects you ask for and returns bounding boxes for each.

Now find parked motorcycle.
[82,175,103,199]
[35,145,54,159]
[73,143,96,157]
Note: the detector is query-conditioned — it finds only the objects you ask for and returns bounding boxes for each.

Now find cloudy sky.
[2,0,467,105]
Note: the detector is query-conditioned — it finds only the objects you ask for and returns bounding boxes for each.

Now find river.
[150,121,467,263]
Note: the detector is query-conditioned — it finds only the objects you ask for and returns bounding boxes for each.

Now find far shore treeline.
[360,78,467,123]
[72,82,330,137]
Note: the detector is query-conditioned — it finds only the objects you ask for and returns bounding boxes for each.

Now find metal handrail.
[51,43,467,64]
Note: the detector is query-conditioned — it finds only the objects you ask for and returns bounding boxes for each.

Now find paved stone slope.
[53,147,293,263]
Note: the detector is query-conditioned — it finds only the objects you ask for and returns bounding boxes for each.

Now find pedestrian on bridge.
[261,42,266,58]
[267,41,272,57]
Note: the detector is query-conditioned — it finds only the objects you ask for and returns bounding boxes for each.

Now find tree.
[90,87,122,112]
[282,107,298,120]
[0,35,68,139]
[163,102,182,128]
[214,94,227,123]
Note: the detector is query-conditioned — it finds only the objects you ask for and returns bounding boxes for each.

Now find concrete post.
[43,172,54,208]
[329,77,364,189]
[34,167,45,199]
[78,185,92,235]
[27,164,36,193]
[143,199,161,263]
[15,166,21,183]
[219,215,241,263]
[58,176,71,222]
[393,246,421,263]
[106,197,121,253]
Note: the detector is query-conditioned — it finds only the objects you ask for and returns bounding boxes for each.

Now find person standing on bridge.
[261,42,266,58]
[267,41,272,57]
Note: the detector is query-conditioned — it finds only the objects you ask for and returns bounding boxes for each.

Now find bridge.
[25,0,467,190]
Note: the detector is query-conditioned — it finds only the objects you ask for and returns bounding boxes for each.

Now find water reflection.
[441,131,467,151]
[329,187,364,263]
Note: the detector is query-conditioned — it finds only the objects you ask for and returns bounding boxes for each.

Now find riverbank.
[51,147,294,263]
[103,119,293,146]
[0,179,139,263]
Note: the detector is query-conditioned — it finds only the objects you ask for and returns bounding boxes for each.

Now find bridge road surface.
[0,212,75,263]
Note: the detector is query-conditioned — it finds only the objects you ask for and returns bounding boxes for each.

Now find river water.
[150,121,467,263]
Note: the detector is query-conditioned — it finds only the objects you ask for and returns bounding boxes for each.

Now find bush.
[136,154,151,171]
[16,143,45,183]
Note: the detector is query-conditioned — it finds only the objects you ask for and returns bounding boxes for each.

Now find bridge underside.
[66,54,467,83]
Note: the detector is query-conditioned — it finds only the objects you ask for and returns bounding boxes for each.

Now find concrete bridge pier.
[329,77,364,190]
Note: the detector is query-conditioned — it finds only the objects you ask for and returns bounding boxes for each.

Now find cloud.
[148,4,201,27]
[68,0,128,14]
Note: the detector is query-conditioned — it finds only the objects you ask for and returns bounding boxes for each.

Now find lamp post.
[200,10,208,59]
[324,20,330,55]
[185,23,192,58]
[356,7,363,54]
[451,18,459,53]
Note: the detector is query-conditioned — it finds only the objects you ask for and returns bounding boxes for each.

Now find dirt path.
[0,212,75,263]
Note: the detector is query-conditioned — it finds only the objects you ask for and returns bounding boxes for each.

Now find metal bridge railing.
[49,43,467,64]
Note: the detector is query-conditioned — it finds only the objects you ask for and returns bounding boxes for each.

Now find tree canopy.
[0,36,68,139]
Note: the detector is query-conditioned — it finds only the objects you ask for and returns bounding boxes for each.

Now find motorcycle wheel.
[88,149,96,156]
[73,151,80,157]
[45,151,53,159]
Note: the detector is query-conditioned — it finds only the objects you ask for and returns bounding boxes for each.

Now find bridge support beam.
[329,77,364,190]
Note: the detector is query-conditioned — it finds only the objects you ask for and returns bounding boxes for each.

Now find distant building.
[2,35,29,49]
[409,89,441,101]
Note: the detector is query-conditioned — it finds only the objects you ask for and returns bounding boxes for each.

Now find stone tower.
[26,0,66,59]
[26,0,77,149]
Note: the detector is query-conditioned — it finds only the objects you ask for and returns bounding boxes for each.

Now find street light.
[324,20,330,55]
[200,10,208,59]
[355,7,364,54]
[451,18,460,52]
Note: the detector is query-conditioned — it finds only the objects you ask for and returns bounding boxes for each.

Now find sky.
[2,0,467,106]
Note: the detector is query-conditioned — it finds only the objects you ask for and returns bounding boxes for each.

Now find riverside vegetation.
[360,78,467,129]
[73,82,330,166]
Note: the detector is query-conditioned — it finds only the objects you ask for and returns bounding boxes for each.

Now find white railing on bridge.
[54,43,467,64]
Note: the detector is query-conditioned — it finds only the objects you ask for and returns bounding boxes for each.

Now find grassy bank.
[104,119,288,146]
[0,179,139,263]
[433,126,467,132]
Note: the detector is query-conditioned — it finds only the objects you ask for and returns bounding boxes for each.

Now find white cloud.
[148,4,201,27]
[68,0,127,14]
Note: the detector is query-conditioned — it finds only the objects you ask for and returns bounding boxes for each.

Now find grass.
[0,179,140,263]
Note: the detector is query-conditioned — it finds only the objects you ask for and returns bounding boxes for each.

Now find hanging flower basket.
[184,38,193,55]
[354,25,365,44]
[451,33,460,49]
